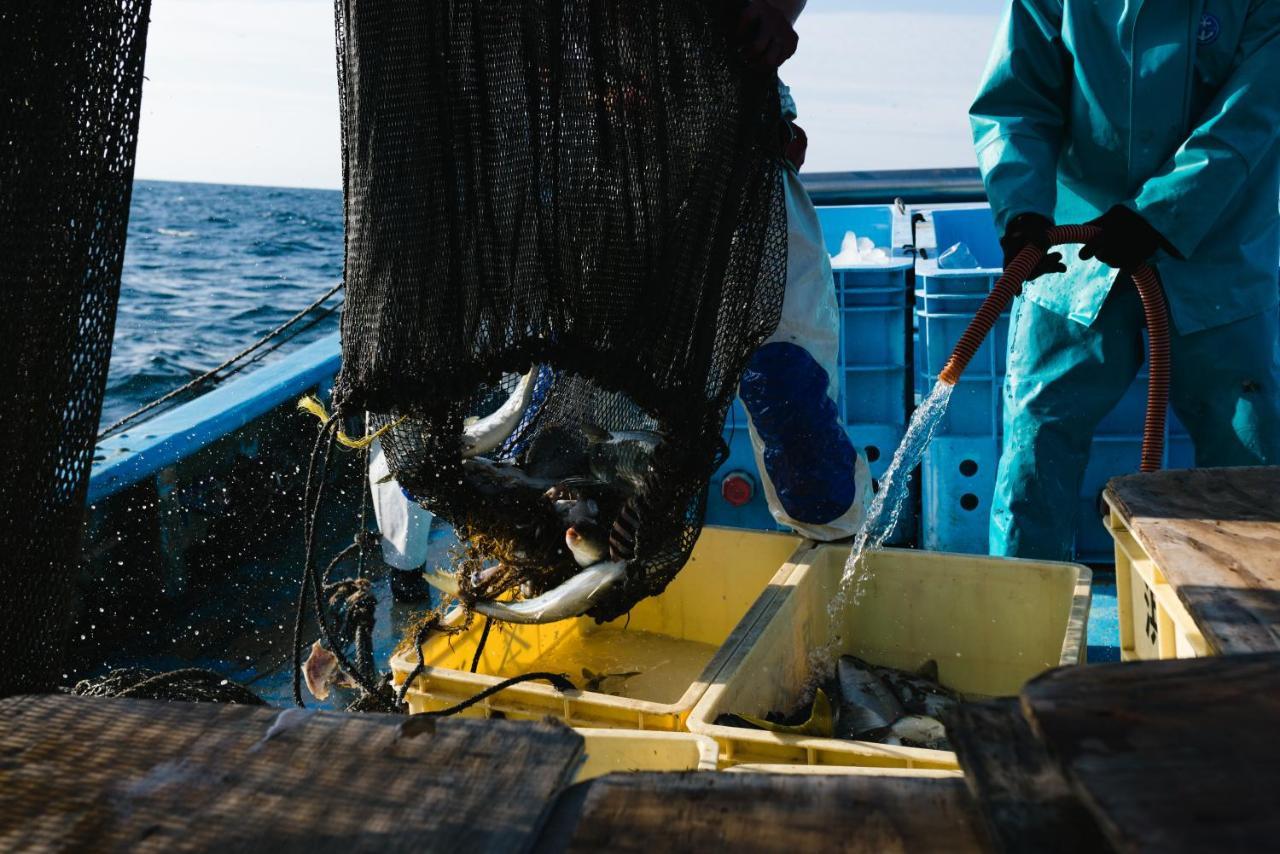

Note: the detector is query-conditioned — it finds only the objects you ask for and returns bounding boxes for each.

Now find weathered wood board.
[542,770,990,853]
[1022,654,1280,854]
[1106,467,1280,653]
[0,694,583,853]
[945,699,1112,854]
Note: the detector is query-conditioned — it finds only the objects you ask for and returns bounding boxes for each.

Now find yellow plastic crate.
[1105,495,1209,661]
[572,729,719,782]
[687,545,1091,771]
[391,528,806,730]
[725,764,963,778]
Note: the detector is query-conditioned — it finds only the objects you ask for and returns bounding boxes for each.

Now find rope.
[72,667,266,706]
[937,224,1169,473]
[470,617,492,673]
[98,280,344,440]
[405,672,576,719]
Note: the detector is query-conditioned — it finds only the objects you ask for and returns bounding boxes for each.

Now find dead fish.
[835,655,904,740]
[523,423,592,481]
[565,522,610,567]
[423,559,628,624]
[873,660,962,719]
[586,430,663,492]
[738,689,836,737]
[461,370,536,459]
[302,640,349,701]
[883,714,950,751]
[462,457,559,495]
[581,667,641,693]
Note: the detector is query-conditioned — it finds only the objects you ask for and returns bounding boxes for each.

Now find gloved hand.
[1001,213,1066,281]
[729,1,799,70]
[1079,205,1175,269]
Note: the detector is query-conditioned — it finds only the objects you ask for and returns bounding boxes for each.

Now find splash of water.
[808,380,956,680]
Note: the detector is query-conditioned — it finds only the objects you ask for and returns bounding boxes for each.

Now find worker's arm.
[1126,3,1280,259]
[732,0,806,69]
[969,0,1069,233]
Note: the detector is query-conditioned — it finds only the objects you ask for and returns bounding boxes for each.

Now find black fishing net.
[332,0,788,620]
[0,2,151,695]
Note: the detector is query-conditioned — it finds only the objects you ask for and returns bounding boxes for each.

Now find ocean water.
[104,179,343,430]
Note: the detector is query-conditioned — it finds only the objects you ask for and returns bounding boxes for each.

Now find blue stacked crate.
[820,205,914,542]
[916,206,1007,554]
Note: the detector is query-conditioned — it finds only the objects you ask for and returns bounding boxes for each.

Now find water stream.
[809,379,956,678]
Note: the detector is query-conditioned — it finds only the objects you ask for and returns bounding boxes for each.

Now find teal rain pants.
[991,284,1280,561]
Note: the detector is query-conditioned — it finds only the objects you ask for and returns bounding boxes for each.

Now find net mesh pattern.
[334,0,787,620]
[0,2,151,695]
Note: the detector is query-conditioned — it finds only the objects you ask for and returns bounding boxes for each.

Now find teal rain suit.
[971,1,1280,560]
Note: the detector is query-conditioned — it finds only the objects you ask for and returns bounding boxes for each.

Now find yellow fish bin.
[392,529,806,730]
[688,545,1091,770]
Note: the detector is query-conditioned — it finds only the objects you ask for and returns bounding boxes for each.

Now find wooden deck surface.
[1106,466,1280,653]
[0,695,582,853]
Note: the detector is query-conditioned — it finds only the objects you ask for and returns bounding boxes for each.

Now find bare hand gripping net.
[332,0,787,621]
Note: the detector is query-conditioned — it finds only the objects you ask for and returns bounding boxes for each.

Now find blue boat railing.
[88,333,341,505]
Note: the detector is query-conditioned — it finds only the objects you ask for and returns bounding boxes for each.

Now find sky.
[132,0,1004,190]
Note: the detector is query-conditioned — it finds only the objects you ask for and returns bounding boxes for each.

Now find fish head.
[565,523,609,567]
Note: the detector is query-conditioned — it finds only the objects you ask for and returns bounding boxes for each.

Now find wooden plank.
[1105,467,1280,654]
[0,694,582,853]
[945,699,1112,854]
[1022,653,1280,854]
[547,771,989,853]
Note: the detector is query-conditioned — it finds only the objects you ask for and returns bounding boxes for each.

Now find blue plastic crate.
[921,436,1000,554]
[844,366,908,426]
[929,206,1003,268]
[848,422,914,544]
[817,204,898,258]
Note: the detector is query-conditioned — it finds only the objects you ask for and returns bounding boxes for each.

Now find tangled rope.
[71,667,266,705]
[938,224,1170,472]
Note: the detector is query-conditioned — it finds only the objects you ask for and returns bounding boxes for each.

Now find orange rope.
[937,224,1169,473]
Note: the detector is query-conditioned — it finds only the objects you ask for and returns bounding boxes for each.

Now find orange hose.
[937,224,1169,473]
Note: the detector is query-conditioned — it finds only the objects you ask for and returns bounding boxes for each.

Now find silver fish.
[423,560,627,624]
[884,714,950,751]
[461,370,536,459]
[834,655,905,740]
[874,660,962,720]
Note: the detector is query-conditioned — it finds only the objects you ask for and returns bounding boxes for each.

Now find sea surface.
[104,179,343,430]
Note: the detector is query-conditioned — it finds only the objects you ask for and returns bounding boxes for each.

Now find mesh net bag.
[333,0,787,621]
[0,2,151,695]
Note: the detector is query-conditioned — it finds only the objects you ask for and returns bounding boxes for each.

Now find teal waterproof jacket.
[971,1,1280,334]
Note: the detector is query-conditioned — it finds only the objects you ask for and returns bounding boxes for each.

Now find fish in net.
[330,0,788,623]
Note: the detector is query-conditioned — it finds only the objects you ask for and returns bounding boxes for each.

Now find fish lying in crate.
[714,655,960,751]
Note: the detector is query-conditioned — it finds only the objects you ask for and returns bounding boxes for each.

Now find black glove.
[1078,205,1177,269]
[729,1,799,70]
[1001,213,1066,281]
